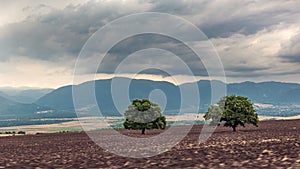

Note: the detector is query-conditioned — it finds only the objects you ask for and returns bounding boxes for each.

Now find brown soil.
[0,119,299,168]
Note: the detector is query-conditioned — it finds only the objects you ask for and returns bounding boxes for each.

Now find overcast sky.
[0,0,300,88]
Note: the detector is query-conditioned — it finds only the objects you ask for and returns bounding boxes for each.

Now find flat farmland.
[0,119,299,168]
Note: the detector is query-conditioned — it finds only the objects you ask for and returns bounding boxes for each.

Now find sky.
[0,0,300,88]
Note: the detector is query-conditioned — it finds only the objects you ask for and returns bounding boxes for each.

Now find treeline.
[0,131,26,134]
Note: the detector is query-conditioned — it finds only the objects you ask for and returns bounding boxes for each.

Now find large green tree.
[123,99,166,134]
[204,95,258,132]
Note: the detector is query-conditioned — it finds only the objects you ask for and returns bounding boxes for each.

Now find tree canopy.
[123,98,166,134]
[204,95,259,132]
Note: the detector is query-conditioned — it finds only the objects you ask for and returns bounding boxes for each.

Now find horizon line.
[1,76,300,90]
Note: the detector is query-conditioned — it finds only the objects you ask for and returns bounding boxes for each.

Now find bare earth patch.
[0,119,299,168]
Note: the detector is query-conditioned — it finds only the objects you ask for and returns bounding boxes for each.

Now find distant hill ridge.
[1,78,300,120]
[36,78,300,115]
[0,88,53,103]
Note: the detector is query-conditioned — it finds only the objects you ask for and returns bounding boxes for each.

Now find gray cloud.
[0,0,300,87]
[96,33,209,77]
[226,66,269,73]
[0,0,150,61]
[278,32,300,63]
[149,0,300,38]
[2,0,300,61]
[149,0,207,15]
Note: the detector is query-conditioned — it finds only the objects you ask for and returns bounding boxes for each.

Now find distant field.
[1,114,300,135]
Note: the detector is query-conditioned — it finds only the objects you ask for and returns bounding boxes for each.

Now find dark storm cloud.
[201,18,277,38]
[2,0,300,61]
[223,62,272,78]
[226,66,269,73]
[149,0,208,15]
[0,0,300,80]
[0,1,148,61]
[200,6,300,38]
[149,0,300,38]
[98,33,209,76]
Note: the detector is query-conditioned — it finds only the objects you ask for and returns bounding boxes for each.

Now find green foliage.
[203,104,223,125]
[123,98,166,134]
[204,95,259,131]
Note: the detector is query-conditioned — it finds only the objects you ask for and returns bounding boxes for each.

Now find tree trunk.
[142,128,145,135]
[233,126,236,132]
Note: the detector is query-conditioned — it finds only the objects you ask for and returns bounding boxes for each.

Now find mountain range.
[1,78,300,124]
[0,88,53,103]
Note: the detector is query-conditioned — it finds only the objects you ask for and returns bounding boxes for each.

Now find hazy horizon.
[2,76,300,90]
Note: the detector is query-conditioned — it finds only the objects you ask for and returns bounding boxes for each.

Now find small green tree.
[123,98,166,134]
[204,95,258,132]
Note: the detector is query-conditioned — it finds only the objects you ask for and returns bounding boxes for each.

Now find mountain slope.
[35,86,73,110]
[0,95,40,119]
[36,78,182,116]
[227,81,300,103]
[35,78,300,117]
